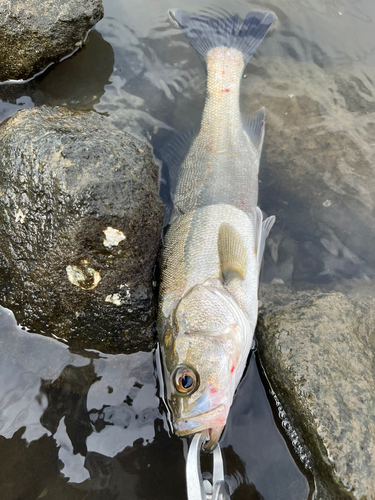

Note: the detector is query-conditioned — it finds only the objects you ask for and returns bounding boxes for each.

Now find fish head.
[160,283,252,451]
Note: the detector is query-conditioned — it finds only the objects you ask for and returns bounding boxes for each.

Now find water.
[0,306,311,499]
[1,0,375,498]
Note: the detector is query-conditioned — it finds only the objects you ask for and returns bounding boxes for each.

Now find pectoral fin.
[218,223,247,282]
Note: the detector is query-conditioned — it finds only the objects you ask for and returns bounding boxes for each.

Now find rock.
[0,106,164,353]
[241,59,375,284]
[257,282,375,500]
[0,28,115,121]
[0,0,104,82]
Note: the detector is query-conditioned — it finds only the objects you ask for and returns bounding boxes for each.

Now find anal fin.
[218,223,247,282]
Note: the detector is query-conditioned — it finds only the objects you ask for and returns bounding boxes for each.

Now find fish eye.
[173,366,198,394]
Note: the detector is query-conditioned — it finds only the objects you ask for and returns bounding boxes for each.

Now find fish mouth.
[204,426,225,452]
[174,404,226,441]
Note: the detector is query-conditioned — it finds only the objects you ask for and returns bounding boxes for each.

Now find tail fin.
[169,10,276,65]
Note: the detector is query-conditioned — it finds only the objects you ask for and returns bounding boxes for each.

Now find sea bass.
[158,9,276,451]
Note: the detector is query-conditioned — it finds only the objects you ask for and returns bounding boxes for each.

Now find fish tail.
[169,9,276,65]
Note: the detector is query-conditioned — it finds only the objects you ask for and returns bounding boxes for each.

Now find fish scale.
[172,47,259,220]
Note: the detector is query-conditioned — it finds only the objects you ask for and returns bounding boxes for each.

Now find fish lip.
[173,404,226,436]
[203,426,225,452]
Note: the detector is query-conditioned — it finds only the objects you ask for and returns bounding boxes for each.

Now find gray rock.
[257,282,375,499]
[0,0,104,82]
[241,59,375,284]
[0,106,164,353]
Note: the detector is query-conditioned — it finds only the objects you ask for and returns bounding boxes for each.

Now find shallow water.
[0,306,311,499]
[1,0,375,498]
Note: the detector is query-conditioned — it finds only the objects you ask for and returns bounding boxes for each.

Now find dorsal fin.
[218,223,247,282]
[254,207,275,274]
[242,107,265,157]
[157,129,198,223]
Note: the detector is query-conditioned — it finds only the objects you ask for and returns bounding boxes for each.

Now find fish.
[158,9,276,451]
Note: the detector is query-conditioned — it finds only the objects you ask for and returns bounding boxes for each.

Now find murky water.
[1,0,375,498]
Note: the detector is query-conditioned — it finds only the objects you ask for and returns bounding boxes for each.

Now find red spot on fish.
[222,71,225,76]
[230,365,235,374]
[221,88,230,93]
[210,387,218,394]
[240,201,245,205]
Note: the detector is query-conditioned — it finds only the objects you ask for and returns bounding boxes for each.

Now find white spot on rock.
[103,227,126,248]
[105,293,124,306]
[323,199,332,207]
[15,209,25,223]
[119,284,131,297]
[66,261,101,290]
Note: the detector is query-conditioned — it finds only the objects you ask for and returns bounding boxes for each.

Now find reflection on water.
[0,306,310,499]
[1,0,375,498]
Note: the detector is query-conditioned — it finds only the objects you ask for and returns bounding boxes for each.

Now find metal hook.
[186,431,230,500]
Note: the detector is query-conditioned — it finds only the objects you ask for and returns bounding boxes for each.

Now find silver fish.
[158,9,276,451]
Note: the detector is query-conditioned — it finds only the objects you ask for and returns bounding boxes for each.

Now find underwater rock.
[241,59,375,284]
[257,282,375,500]
[0,106,164,353]
[0,0,103,82]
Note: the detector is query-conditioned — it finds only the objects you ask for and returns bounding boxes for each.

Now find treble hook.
[186,431,230,500]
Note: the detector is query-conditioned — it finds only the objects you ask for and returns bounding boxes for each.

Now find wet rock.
[0,0,104,82]
[0,106,164,353]
[257,282,375,500]
[242,59,375,284]
[0,28,115,120]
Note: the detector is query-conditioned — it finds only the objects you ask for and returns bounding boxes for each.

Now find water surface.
[0,306,311,499]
